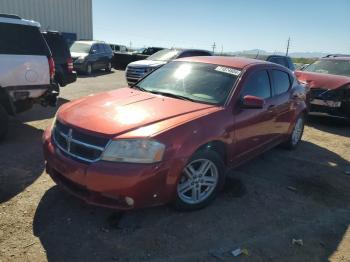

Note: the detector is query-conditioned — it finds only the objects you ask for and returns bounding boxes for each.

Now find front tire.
[174,150,225,211]
[283,114,305,150]
[0,104,9,141]
[85,63,92,75]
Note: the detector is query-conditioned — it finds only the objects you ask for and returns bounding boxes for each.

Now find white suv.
[0,14,57,141]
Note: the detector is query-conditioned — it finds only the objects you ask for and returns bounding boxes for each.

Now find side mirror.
[90,49,97,54]
[241,95,265,109]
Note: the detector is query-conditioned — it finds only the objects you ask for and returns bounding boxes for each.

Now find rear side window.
[0,23,49,56]
[241,70,271,99]
[271,70,291,95]
[178,51,211,58]
[103,44,112,53]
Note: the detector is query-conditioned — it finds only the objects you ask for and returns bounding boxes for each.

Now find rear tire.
[105,62,112,72]
[283,114,305,150]
[173,150,225,211]
[0,104,9,141]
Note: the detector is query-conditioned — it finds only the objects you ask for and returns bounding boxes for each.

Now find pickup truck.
[112,47,164,69]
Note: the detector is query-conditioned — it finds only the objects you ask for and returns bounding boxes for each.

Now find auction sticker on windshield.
[215,66,241,76]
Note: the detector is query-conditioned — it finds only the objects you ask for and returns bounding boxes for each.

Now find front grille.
[53,121,109,163]
[126,66,147,84]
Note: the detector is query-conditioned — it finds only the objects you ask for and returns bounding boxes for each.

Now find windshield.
[304,59,350,77]
[133,48,145,54]
[136,62,240,105]
[147,49,180,61]
[70,42,91,53]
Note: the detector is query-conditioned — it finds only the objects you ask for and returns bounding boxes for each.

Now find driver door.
[232,69,277,164]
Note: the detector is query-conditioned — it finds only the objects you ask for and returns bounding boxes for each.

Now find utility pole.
[286,37,290,56]
[212,42,216,54]
[221,44,223,55]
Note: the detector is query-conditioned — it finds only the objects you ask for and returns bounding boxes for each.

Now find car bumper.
[73,62,85,72]
[42,129,185,210]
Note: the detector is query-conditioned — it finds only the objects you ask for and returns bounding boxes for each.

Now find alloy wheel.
[291,117,303,146]
[177,159,218,204]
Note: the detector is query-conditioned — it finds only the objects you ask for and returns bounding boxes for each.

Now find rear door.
[269,69,293,136]
[89,44,100,69]
[0,21,50,92]
[233,69,277,162]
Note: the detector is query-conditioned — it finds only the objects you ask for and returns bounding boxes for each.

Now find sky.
[93,0,350,54]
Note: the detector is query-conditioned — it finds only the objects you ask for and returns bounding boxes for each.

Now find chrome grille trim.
[126,66,147,84]
[52,121,110,163]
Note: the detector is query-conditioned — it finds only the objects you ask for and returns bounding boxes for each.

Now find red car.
[295,55,350,118]
[43,56,308,211]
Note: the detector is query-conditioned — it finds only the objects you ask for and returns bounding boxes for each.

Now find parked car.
[113,46,164,69]
[126,49,212,85]
[295,55,350,118]
[42,31,77,87]
[258,55,295,71]
[43,56,307,211]
[70,41,113,75]
[110,44,128,53]
[0,14,57,141]
[238,54,295,71]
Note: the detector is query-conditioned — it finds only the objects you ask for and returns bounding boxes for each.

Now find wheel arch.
[195,140,228,165]
[0,88,16,116]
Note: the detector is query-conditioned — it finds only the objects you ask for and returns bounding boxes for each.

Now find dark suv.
[42,31,77,87]
[258,55,295,71]
[70,41,113,75]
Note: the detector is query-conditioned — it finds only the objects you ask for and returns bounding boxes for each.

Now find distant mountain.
[222,49,329,58]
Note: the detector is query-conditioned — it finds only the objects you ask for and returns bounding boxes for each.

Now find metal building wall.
[0,0,93,40]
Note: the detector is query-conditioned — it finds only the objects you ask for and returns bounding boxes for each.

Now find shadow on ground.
[0,98,69,203]
[18,98,69,122]
[307,114,350,137]
[33,141,350,261]
[0,121,44,203]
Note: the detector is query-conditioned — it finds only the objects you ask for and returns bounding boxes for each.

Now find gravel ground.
[0,70,350,262]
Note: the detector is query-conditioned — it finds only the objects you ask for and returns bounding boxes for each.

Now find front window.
[70,42,91,53]
[147,49,180,61]
[304,59,350,77]
[136,62,240,105]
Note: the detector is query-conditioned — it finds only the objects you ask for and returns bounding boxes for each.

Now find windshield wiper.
[132,85,147,92]
[148,90,195,102]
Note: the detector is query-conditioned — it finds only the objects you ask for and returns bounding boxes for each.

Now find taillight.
[67,57,73,73]
[48,56,55,80]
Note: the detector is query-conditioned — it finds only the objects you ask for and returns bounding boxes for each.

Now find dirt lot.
[1,70,350,262]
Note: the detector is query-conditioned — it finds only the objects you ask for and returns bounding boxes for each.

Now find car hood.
[71,52,88,58]
[58,88,217,136]
[128,60,167,68]
[295,70,350,90]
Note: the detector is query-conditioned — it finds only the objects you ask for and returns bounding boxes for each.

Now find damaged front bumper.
[310,87,350,118]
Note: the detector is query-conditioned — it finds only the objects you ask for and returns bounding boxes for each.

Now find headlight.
[145,67,155,73]
[101,139,165,163]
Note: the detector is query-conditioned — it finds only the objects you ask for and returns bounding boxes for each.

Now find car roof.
[176,56,269,69]
[73,40,105,45]
[0,15,40,27]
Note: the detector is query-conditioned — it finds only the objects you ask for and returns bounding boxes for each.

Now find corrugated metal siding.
[0,0,92,40]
